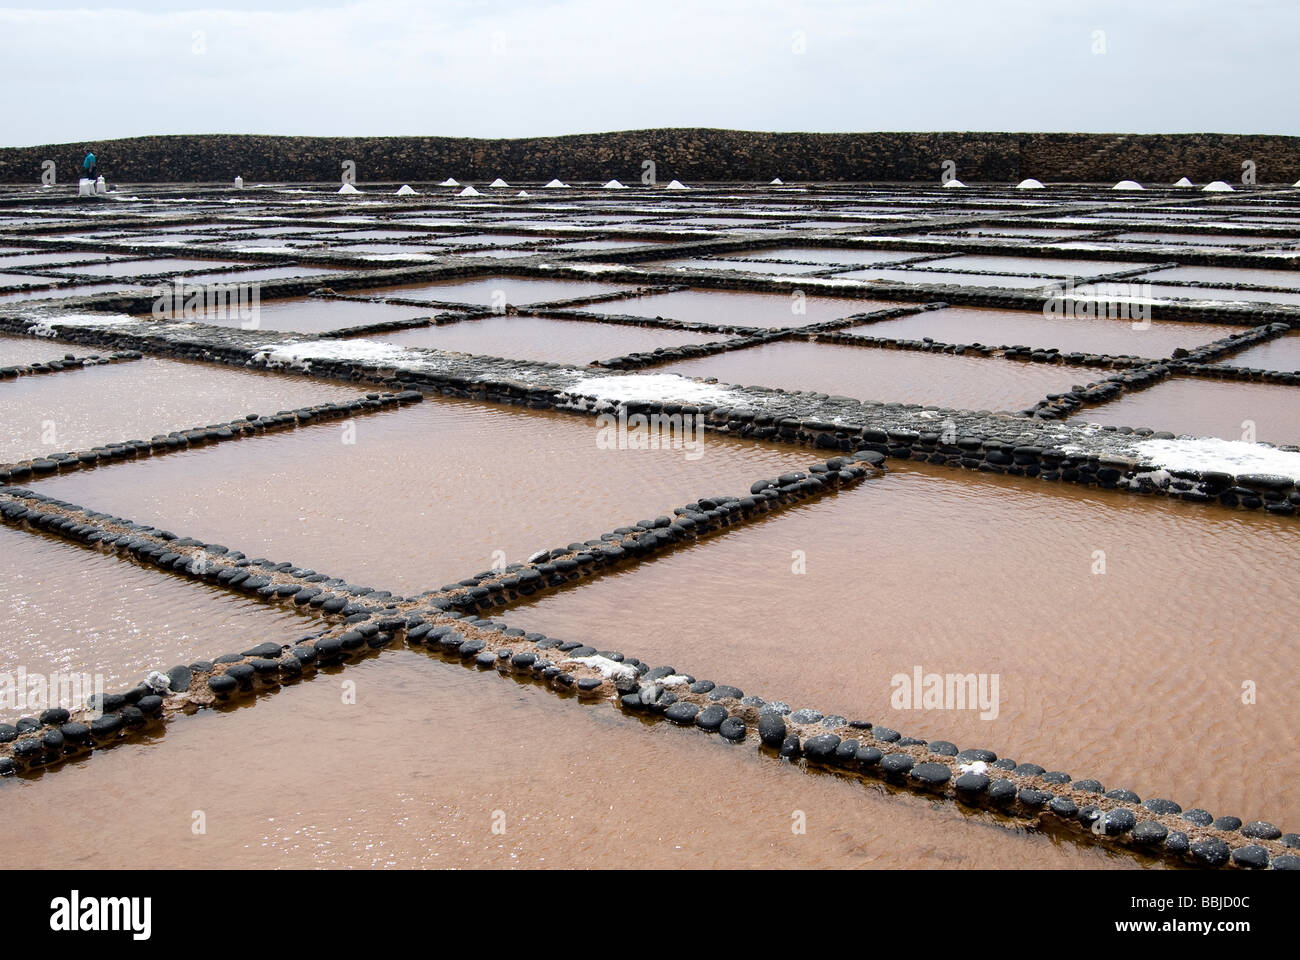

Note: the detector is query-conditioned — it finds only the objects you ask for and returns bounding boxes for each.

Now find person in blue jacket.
[82,152,97,179]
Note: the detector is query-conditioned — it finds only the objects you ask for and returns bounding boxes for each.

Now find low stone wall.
[3,130,1299,184]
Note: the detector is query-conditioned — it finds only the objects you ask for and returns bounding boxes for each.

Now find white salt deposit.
[1202,180,1234,192]
[439,178,460,187]
[942,179,965,188]
[666,180,689,190]
[489,178,509,188]
[338,182,360,194]
[1174,176,1193,187]
[26,313,138,337]
[564,372,738,405]
[562,656,639,682]
[1133,437,1300,481]
[395,184,417,195]
[250,338,424,371]
[1015,179,1045,189]
[545,178,569,188]
[602,179,628,189]
[1112,180,1143,190]
[770,178,784,185]
[456,185,482,197]
[516,190,530,197]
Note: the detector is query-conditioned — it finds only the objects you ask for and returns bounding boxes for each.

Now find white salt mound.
[545,178,568,188]
[770,178,784,185]
[942,178,965,188]
[1202,180,1234,192]
[489,178,509,187]
[439,177,460,187]
[395,184,417,195]
[516,190,530,197]
[457,185,481,197]
[1135,437,1300,482]
[1016,178,1044,189]
[1112,180,1143,190]
[338,182,360,194]
[1174,176,1194,187]
[666,179,689,190]
[602,179,627,189]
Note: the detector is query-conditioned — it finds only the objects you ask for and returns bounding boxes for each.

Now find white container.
[95,176,107,194]
[78,179,93,196]
[234,176,244,189]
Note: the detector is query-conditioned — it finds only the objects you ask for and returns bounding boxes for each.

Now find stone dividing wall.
[3,310,1299,519]
[2,130,1298,184]
[0,349,140,380]
[0,472,1296,871]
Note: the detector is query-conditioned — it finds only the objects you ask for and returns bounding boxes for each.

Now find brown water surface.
[0,650,1143,869]
[502,459,1300,825]
[1214,331,1300,371]
[372,315,724,365]
[656,341,1080,411]
[859,306,1243,357]
[599,289,898,328]
[34,396,814,595]
[0,357,360,463]
[1074,377,1300,445]
[0,526,321,700]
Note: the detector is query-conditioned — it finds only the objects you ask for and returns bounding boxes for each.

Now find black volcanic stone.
[1231,845,1269,869]
[880,753,914,775]
[909,762,952,786]
[664,701,699,724]
[1189,837,1231,867]
[1241,821,1281,840]
[694,705,728,731]
[1132,821,1168,845]
[758,712,787,747]
[803,734,841,759]
[718,718,746,741]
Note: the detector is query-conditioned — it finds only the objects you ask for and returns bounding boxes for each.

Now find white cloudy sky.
[0,0,1293,147]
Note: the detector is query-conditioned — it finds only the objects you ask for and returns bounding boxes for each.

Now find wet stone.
[718,718,746,741]
[694,704,728,731]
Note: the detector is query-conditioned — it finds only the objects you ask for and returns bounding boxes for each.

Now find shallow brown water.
[1142,265,1300,287]
[934,255,1154,276]
[0,334,90,366]
[647,258,831,275]
[0,650,1142,869]
[0,357,360,464]
[151,294,442,332]
[351,275,636,306]
[0,526,321,701]
[839,268,1066,290]
[35,396,814,595]
[743,247,919,266]
[600,288,899,328]
[1215,331,1300,371]
[657,340,1080,411]
[53,258,252,278]
[1074,376,1300,445]
[858,306,1244,358]
[502,459,1300,826]
[372,315,724,365]
[0,283,150,303]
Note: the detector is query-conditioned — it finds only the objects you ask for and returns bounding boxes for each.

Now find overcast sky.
[1,0,1293,147]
